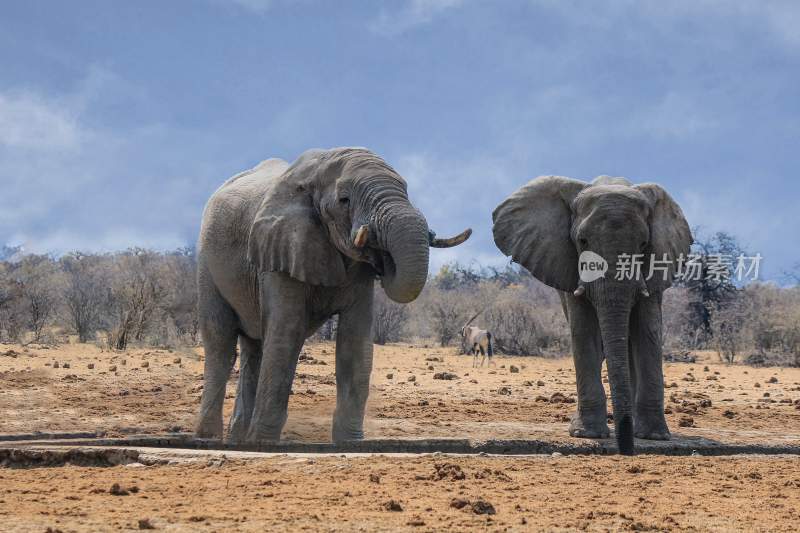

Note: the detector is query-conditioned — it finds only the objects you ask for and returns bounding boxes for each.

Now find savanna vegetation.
[1,231,798,366]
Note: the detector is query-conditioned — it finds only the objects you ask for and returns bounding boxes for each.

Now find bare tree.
[108,249,166,350]
[61,253,110,343]
[372,290,407,345]
[12,255,62,343]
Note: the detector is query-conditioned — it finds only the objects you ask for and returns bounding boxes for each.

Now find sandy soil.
[2,453,800,531]
[1,341,798,444]
[1,341,800,531]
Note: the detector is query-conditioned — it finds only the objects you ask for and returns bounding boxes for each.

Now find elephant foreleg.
[630,293,670,440]
[246,274,308,443]
[332,283,374,442]
[228,335,263,443]
[564,292,610,439]
[195,274,239,439]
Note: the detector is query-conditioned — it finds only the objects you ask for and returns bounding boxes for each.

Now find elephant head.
[247,148,470,303]
[492,175,691,454]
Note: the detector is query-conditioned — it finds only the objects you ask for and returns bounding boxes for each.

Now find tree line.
[1,232,798,366]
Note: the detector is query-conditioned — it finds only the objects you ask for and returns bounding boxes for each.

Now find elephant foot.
[195,424,222,440]
[227,418,248,444]
[332,422,365,442]
[569,410,610,439]
[635,415,671,440]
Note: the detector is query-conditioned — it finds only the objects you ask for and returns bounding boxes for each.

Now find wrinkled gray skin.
[493,176,691,455]
[195,148,470,443]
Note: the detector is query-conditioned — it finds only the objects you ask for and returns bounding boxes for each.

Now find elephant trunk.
[372,200,430,304]
[591,280,636,455]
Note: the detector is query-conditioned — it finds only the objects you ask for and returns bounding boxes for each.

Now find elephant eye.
[578,238,588,248]
[339,197,350,206]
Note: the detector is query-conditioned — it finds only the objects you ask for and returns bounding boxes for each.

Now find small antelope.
[462,325,494,367]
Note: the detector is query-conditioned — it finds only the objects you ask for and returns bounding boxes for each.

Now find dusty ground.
[1,341,800,531]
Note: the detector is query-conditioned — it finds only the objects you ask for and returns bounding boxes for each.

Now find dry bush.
[4,255,63,343]
[662,287,694,353]
[483,282,569,356]
[708,294,753,364]
[415,286,470,347]
[60,253,110,343]
[745,283,800,367]
[372,290,408,345]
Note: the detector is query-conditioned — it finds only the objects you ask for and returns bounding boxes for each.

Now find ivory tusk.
[638,278,650,298]
[353,225,369,248]
[429,228,472,248]
[573,284,586,297]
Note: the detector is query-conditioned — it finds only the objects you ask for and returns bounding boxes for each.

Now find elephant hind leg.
[195,274,239,439]
[228,335,263,443]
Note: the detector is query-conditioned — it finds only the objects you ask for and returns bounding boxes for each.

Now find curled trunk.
[376,206,430,304]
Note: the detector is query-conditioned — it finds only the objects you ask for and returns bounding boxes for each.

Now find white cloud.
[370,0,466,36]
[0,70,219,256]
[0,92,82,151]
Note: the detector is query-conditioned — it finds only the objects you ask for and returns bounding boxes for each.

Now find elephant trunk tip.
[616,414,635,456]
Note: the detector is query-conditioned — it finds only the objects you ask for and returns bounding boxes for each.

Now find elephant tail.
[486,332,493,357]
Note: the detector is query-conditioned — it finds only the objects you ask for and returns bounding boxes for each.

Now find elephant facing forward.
[195,148,470,443]
[493,176,691,455]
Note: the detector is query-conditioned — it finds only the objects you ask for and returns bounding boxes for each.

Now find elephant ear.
[492,176,587,292]
[635,183,693,293]
[247,180,347,287]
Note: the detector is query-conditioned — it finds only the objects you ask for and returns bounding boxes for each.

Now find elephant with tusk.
[493,175,691,455]
[195,147,470,443]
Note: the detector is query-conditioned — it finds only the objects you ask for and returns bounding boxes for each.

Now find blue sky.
[1,0,798,280]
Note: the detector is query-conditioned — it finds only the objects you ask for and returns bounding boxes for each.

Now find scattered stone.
[509,365,520,373]
[407,375,416,383]
[450,497,469,510]
[386,373,393,380]
[723,409,736,419]
[110,483,129,496]
[141,361,149,368]
[173,357,182,364]
[754,382,761,388]
[678,416,695,428]
[383,499,403,512]
[536,380,545,387]
[87,363,94,370]
[470,499,496,515]
[406,517,425,526]
[53,361,60,369]
[109,365,117,372]
[626,465,645,474]
[548,392,575,404]
[63,362,70,369]
[433,372,458,380]
[432,462,465,481]
[497,386,511,396]
[369,473,381,484]
[137,518,155,530]
[767,376,778,384]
